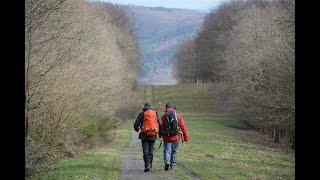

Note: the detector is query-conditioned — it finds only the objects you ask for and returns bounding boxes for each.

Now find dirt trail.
[119,130,200,180]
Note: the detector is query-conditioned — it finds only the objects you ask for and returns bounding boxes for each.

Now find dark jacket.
[134,108,162,140]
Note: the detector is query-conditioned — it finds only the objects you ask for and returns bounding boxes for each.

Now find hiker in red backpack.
[134,102,162,172]
[161,103,189,171]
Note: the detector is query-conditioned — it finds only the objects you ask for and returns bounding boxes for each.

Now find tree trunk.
[25,110,29,137]
[273,127,280,143]
[25,10,33,138]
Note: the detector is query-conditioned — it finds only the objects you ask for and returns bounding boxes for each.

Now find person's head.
[143,102,152,111]
[165,102,176,109]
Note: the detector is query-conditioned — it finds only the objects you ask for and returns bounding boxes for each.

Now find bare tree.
[222,1,294,144]
[25,0,141,177]
[173,0,295,147]
[173,38,198,83]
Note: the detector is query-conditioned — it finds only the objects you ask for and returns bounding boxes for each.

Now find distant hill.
[122,5,206,84]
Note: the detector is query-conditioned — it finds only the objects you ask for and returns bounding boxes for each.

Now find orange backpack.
[141,109,159,136]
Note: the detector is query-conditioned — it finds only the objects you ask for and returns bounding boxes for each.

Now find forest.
[173,0,295,148]
[25,0,140,176]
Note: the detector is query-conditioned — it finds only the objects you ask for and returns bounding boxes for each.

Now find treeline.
[173,0,295,148]
[25,0,140,177]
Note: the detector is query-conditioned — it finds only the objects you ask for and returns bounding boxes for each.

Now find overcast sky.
[95,0,227,12]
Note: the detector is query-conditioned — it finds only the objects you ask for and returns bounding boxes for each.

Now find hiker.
[134,102,162,172]
[161,103,189,171]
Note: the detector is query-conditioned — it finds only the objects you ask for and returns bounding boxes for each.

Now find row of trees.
[25,0,140,177]
[173,0,295,148]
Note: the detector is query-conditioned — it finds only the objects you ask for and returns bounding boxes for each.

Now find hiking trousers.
[163,141,179,166]
[141,139,155,168]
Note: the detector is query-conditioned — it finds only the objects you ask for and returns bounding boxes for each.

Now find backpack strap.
[174,110,179,127]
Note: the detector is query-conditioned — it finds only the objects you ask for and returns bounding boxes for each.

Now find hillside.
[123,5,206,84]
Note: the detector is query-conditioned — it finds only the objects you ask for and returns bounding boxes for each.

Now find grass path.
[35,120,198,180]
[35,113,294,180]
[119,126,200,180]
[120,112,294,179]
[36,84,294,179]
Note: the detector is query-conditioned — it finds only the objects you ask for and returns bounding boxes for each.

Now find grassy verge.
[35,84,294,179]
[174,113,295,179]
[144,84,294,179]
[138,84,217,113]
[35,121,131,180]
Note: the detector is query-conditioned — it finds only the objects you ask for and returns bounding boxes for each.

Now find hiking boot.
[170,163,175,170]
[165,164,169,171]
[144,163,150,172]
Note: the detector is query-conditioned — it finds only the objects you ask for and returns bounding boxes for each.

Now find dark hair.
[143,102,151,110]
[165,103,175,109]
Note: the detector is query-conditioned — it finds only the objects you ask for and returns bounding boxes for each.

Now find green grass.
[35,122,132,180]
[138,84,217,113]
[165,114,294,179]
[148,84,294,179]
[35,84,294,179]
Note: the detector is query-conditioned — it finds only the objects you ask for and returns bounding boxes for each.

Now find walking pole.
[159,138,162,149]
[180,133,184,146]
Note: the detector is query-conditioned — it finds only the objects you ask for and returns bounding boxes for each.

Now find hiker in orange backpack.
[134,102,162,172]
[161,103,189,171]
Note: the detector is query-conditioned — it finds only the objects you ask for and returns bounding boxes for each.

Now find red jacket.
[161,108,189,142]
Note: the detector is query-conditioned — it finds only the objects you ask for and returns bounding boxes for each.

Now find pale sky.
[94,0,227,12]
